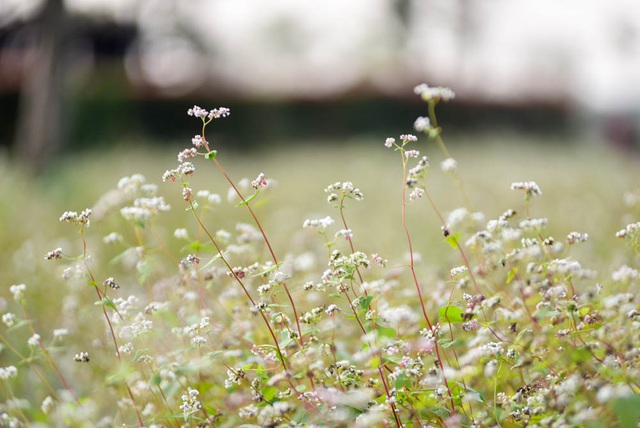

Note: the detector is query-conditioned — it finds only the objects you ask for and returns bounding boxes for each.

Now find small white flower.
[174,228,189,239]
[27,334,40,347]
[511,181,542,198]
[9,284,26,300]
[414,116,431,132]
[440,158,457,172]
[103,232,121,245]
[0,366,18,380]
[41,396,55,414]
[335,229,353,240]
[2,313,16,327]
[53,329,69,339]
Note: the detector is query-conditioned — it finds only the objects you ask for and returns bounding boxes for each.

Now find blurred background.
[0,0,639,285]
[1,0,640,170]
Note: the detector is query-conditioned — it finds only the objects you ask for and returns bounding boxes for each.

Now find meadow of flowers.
[1,84,640,427]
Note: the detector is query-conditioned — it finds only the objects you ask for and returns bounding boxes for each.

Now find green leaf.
[251,262,282,278]
[444,233,461,249]
[360,295,374,310]
[438,305,464,323]
[506,267,518,284]
[261,385,278,402]
[150,371,162,386]
[570,348,592,363]
[394,373,408,390]
[612,395,640,427]
[235,191,260,207]
[96,296,117,311]
[376,325,397,339]
[459,384,487,405]
[279,329,294,347]
[205,150,217,159]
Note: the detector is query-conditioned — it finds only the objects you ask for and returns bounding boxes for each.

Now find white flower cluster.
[511,181,542,198]
[413,83,456,101]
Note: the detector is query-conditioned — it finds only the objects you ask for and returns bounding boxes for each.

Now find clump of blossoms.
[3,83,637,428]
[511,180,542,199]
[325,181,364,204]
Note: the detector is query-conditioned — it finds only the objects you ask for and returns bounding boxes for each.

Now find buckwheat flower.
[120,206,150,222]
[210,107,230,119]
[272,270,291,284]
[400,134,418,142]
[450,266,468,279]
[335,229,353,240]
[484,360,498,377]
[462,319,478,331]
[385,137,395,148]
[179,387,202,414]
[179,162,195,176]
[483,342,504,356]
[140,183,157,195]
[409,187,424,201]
[182,187,193,201]
[251,172,267,189]
[381,305,419,325]
[103,277,120,290]
[117,174,146,193]
[187,105,209,118]
[41,396,55,414]
[191,134,205,148]
[441,158,457,172]
[162,169,177,182]
[414,116,431,132]
[178,147,198,163]
[180,254,200,269]
[59,209,92,227]
[511,181,542,198]
[174,228,189,239]
[255,284,271,296]
[445,208,468,228]
[566,231,589,244]
[596,383,632,404]
[612,264,639,283]
[9,284,26,301]
[616,222,640,239]
[135,196,171,213]
[0,366,17,380]
[44,247,63,260]
[414,83,456,101]
[27,333,40,347]
[192,336,206,347]
[327,193,338,203]
[303,216,334,231]
[2,313,15,327]
[519,218,548,230]
[53,328,68,339]
[103,232,121,245]
[405,149,420,158]
[370,253,387,267]
[119,342,133,354]
[225,368,245,388]
[325,304,341,315]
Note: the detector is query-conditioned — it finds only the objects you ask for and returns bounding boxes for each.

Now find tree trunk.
[14,0,68,172]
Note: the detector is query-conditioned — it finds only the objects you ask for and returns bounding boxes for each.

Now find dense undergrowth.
[1,84,640,427]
